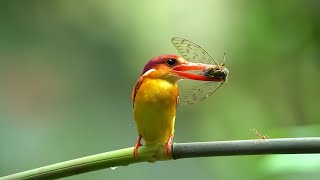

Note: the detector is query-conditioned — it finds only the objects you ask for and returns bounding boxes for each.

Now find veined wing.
[178,80,225,106]
[172,37,219,65]
[172,37,227,105]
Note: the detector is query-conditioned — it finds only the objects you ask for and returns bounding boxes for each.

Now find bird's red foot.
[134,136,142,160]
[165,135,173,156]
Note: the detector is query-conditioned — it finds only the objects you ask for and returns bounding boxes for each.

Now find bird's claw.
[134,136,142,160]
[165,135,173,156]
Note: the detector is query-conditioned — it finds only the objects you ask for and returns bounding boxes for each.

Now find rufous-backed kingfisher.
[131,54,226,159]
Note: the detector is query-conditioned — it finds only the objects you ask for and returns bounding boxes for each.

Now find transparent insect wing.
[172,37,227,105]
[178,81,224,106]
[171,37,219,65]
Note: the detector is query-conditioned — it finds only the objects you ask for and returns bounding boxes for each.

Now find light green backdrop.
[0,1,319,179]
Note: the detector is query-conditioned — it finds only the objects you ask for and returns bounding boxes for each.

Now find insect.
[250,128,270,139]
[171,37,229,105]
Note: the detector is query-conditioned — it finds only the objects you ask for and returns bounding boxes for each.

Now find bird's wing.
[131,76,145,107]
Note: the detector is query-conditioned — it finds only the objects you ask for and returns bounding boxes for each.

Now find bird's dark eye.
[166,59,177,66]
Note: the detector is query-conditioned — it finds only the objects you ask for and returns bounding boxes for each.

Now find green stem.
[0,144,170,180]
[2,138,320,180]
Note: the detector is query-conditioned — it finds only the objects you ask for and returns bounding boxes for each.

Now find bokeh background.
[1,1,319,179]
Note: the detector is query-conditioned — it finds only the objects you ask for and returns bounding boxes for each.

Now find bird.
[131,54,227,159]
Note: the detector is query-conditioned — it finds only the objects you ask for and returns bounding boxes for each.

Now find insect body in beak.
[200,65,229,81]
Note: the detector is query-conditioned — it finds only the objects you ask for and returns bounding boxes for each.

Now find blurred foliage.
[0,1,319,180]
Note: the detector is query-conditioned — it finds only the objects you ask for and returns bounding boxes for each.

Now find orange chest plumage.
[133,77,178,144]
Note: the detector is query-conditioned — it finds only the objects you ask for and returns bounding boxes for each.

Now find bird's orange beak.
[173,62,223,82]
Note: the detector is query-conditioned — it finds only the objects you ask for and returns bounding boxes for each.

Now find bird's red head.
[141,54,218,81]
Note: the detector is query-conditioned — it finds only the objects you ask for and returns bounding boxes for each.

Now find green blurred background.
[1,1,319,179]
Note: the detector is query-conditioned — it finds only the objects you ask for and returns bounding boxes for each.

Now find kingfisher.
[132,38,228,159]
